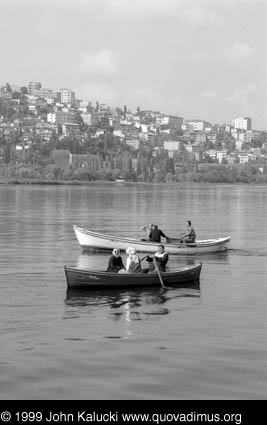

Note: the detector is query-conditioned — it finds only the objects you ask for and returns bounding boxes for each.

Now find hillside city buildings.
[0,80,266,181]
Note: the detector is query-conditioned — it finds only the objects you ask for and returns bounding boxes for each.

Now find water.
[0,183,267,400]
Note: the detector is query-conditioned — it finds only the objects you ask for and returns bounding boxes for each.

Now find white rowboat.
[73,225,230,255]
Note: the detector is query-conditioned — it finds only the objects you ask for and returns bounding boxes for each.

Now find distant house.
[62,123,80,136]
[163,141,180,151]
[188,120,211,131]
[125,139,140,150]
[205,149,217,160]
[113,129,125,139]
[238,153,249,164]
[217,150,228,163]
[195,132,207,144]
[81,112,98,127]
[185,144,203,161]
[235,140,243,151]
[207,132,217,144]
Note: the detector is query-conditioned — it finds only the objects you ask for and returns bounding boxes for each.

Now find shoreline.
[0,179,266,186]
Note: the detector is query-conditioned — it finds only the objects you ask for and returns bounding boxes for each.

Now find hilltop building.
[187,120,211,131]
[59,88,75,105]
[28,82,41,94]
[232,117,252,131]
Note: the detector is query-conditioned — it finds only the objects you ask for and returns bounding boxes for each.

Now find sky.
[1,0,266,129]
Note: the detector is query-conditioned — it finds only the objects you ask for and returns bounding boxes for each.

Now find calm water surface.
[0,183,267,400]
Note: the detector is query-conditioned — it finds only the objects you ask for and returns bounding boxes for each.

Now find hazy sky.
[1,0,266,129]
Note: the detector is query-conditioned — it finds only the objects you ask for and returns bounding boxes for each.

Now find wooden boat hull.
[64,263,202,289]
[73,225,230,255]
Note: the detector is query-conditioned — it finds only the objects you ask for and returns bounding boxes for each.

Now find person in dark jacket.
[148,224,169,243]
[107,248,125,273]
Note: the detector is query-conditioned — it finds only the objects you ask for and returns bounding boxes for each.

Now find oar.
[153,257,166,290]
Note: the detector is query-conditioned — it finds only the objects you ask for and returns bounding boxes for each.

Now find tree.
[5,83,12,92]
[165,172,175,183]
[20,86,28,94]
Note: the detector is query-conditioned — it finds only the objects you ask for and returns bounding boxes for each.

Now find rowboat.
[73,225,230,255]
[64,263,202,289]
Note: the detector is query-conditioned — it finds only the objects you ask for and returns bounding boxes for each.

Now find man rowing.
[178,220,196,243]
[143,245,169,273]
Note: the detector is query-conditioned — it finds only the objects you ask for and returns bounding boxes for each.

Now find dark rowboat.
[64,263,202,290]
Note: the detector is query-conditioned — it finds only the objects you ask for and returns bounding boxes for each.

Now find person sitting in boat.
[178,220,196,243]
[107,248,125,273]
[154,244,169,272]
[144,245,169,273]
[126,247,142,273]
[148,224,169,243]
[119,246,142,274]
[141,223,153,240]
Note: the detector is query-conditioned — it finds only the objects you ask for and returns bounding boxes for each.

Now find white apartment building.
[28,81,41,94]
[181,122,194,131]
[206,149,217,160]
[32,88,59,100]
[188,120,211,131]
[125,139,140,149]
[81,112,98,127]
[217,150,228,163]
[59,88,75,105]
[113,130,125,139]
[163,141,180,151]
[232,117,252,131]
[62,123,79,136]
[238,154,249,164]
[235,140,243,150]
[245,130,252,143]
[156,115,183,129]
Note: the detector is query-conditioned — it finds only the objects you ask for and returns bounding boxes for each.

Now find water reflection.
[64,283,201,323]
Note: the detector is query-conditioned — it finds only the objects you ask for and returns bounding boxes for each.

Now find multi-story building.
[235,140,243,151]
[188,120,211,131]
[32,88,59,100]
[217,150,228,163]
[81,112,98,127]
[232,117,252,131]
[205,149,217,160]
[185,144,203,161]
[163,141,180,151]
[182,122,194,132]
[59,88,75,105]
[207,132,218,144]
[238,153,250,164]
[35,122,56,140]
[156,115,183,129]
[195,132,207,144]
[0,84,12,100]
[47,111,78,125]
[62,123,80,136]
[125,139,140,150]
[245,130,253,143]
[28,82,41,94]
